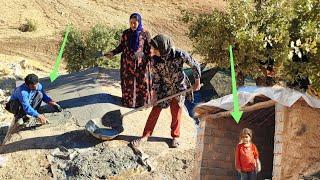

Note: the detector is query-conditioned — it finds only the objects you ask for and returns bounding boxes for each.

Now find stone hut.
[194,87,320,180]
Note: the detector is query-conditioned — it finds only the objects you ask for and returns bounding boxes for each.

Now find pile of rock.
[47,145,151,179]
[0,63,18,123]
[0,59,29,82]
[0,89,12,123]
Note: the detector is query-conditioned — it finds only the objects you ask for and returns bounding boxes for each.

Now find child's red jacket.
[235,143,259,172]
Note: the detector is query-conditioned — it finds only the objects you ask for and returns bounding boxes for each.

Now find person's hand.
[48,101,57,106]
[104,51,114,59]
[193,79,201,91]
[151,91,157,105]
[236,169,241,173]
[256,158,262,172]
[49,101,63,112]
[37,114,48,125]
[54,104,63,112]
[144,91,157,108]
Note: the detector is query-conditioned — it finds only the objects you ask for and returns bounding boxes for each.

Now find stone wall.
[272,103,287,180]
[196,117,239,180]
[279,100,320,180]
[194,120,206,180]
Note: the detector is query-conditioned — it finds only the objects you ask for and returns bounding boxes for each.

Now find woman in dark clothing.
[105,13,152,108]
[131,34,201,148]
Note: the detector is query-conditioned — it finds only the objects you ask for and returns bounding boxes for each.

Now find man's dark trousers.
[5,91,43,119]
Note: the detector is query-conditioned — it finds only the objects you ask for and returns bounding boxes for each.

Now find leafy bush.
[19,19,37,32]
[63,24,125,72]
[182,0,320,92]
[63,27,85,72]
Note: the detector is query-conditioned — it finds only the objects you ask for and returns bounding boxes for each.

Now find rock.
[19,60,27,69]
[50,146,72,160]
[69,151,79,161]
[0,76,16,93]
[46,154,55,164]
[0,89,4,97]
[0,156,7,168]
[48,147,73,179]
[13,65,23,80]
[210,71,232,97]
[75,148,93,154]
[0,67,11,76]
[210,70,257,97]
[131,147,154,172]
[48,146,148,179]
[0,89,5,104]
[0,122,9,144]
[0,111,4,121]
[0,122,10,136]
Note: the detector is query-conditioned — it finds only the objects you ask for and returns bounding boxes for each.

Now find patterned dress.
[152,49,201,108]
[111,29,152,108]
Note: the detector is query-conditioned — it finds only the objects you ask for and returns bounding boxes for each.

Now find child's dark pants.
[240,171,257,180]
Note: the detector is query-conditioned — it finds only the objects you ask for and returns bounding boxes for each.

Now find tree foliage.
[63,24,125,72]
[182,0,320,92]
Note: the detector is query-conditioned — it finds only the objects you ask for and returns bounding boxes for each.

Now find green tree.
[182,0,320,92]
[63,27,86,72]
[63,24,125,72]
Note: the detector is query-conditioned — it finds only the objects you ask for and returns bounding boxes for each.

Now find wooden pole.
[197,100,276,120]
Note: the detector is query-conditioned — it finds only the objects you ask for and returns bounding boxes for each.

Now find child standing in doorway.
[235,128,261,180]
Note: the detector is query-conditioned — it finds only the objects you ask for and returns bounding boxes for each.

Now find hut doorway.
[239,104,275,179]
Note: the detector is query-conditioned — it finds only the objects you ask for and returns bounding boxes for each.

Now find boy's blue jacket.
[10,83,52,117]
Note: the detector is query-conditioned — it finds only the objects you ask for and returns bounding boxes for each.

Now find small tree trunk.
[236,71,245,87]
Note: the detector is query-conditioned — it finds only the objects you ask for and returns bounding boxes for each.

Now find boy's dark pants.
[5,91,43,119]
[240,171,257,180]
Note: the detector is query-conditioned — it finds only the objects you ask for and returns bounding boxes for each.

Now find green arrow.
[50,25,71,82]
[229,45,243,123]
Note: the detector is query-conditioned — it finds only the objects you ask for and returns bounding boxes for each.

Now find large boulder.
[210,71,232,97]
[210,70,256,97]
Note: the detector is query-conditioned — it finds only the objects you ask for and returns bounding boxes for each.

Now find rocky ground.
[0,59,197,180]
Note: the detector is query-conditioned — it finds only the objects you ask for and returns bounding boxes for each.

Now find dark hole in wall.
[239,106,275,180]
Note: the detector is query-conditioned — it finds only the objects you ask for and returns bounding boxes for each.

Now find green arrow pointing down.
[229,45,243,123]
[50,25,71,82]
